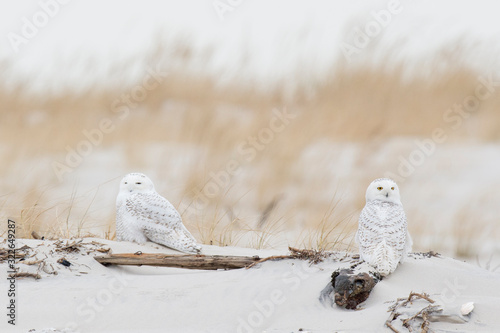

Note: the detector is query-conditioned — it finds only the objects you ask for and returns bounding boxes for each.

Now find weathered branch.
[245,255,293,269]
[385,316,400,333]
[386,291,441,332]
[405,292,435,305]
[94,253,261,270]
[9,271,41,280]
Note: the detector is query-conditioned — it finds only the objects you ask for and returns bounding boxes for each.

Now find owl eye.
[391,187,395,190]
[124,182,128,184]
[377,187,383,190]
[136,182,142,185]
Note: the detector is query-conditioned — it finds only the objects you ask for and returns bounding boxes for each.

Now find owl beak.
[385,192,389,198]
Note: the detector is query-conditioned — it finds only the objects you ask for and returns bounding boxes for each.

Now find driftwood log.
[94,253,261,270]
[320,268,379,310]
[94,247,328,270]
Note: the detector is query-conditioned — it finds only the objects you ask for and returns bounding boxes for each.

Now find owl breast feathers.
[356,178,412,276]
[116,173,201,254]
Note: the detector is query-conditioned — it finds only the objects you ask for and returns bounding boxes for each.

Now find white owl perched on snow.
[355,178,412,276]
[116,173,201,254]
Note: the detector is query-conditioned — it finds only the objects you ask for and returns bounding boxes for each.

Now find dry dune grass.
[1,45,499,254]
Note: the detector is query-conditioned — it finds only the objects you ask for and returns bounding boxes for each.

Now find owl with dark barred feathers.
[116,173,201,254]
[355,178,412,276]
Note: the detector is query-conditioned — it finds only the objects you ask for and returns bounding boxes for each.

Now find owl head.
[365,178,402,204]
[119,173,155,194]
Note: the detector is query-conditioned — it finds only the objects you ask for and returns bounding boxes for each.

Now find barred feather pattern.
[356,184,412,276]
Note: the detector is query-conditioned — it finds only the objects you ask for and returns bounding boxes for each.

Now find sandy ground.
[1,238,499,333]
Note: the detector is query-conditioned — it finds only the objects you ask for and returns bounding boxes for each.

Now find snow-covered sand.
[1,238,499,332]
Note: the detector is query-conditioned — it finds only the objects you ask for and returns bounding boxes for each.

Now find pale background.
[1,0,499,262]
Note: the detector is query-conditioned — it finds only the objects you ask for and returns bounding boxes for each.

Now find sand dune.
[1,237,499,332]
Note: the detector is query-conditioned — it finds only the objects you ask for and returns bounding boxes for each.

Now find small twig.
[246,247,331,269]
[385,313,400,333]
[388,297,407,312]
[410,292,435,303]
[9,272,41,279]
[57,239,83,251]
[386,291,439,332]
[402,304,440,327]
[245,255,292,269]
[0,245,31,262]
[402,292,435,307]
[23,258,45,265]
[421,311,430,333]
[288,247,329,264]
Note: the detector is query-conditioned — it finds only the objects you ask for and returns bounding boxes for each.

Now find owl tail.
[372,240,399,276]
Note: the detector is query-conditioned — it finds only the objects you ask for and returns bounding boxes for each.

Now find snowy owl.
[116,173,201,254]
[355,178,412,276]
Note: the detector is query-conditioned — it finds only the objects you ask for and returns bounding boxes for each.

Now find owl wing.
[127,192,201,254]
[356,205,378,263]
[401,229,413,262]
[388,205,411,261]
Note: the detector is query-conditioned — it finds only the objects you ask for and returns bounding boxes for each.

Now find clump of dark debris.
[0,244,32,262]
[288,247,330,264]
[54,239,111,255]
[410,251,441,259]
[1,238,111,279]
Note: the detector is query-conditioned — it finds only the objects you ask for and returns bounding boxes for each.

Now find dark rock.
[320,268,379,310]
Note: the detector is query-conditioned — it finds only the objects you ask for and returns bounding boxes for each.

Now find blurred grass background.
[1,1,499,258]
[1,45,499,256]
